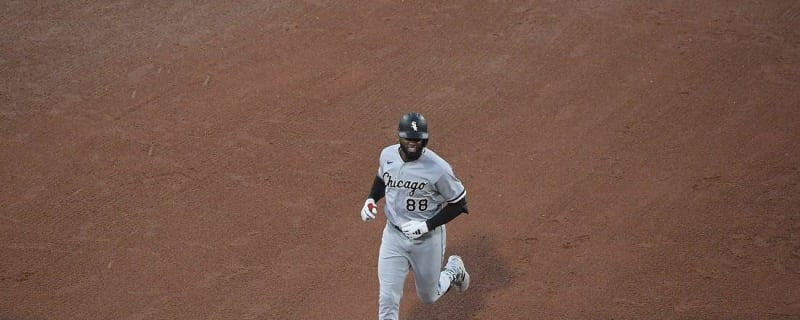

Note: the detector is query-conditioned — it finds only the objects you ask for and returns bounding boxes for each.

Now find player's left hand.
[401,220,429,239]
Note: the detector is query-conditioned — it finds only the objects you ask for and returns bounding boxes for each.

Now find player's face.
[399,137,424,161]
[400,138,423,153]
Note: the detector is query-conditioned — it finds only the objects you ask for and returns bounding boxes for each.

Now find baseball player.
[360,112,470,320]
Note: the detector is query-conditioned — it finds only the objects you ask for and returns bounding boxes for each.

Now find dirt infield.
[2,1,799,319]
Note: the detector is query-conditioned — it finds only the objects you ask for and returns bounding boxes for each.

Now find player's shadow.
[404,233,512,319]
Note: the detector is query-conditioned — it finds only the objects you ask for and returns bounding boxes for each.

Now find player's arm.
[361,175,385,223]
[426,196,468,230]
[426,166,468,230]
[367,175,385,202]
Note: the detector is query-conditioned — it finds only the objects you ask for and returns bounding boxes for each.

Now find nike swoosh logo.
[387,161,394,164]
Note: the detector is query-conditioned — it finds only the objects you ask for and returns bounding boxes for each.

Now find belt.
[390,222,437,238]
[391,223,403,233]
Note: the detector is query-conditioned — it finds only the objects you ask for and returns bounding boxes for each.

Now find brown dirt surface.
[2,1,799,319]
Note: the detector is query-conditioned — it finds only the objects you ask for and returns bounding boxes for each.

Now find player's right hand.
[361,198,378,222]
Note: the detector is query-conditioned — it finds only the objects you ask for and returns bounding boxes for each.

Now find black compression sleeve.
[368,175,385,201]
[426,197,468,230]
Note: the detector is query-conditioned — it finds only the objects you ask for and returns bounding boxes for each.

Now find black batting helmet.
[397,112,429,140]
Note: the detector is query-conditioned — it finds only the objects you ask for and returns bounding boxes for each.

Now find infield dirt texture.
[1,1,799,319]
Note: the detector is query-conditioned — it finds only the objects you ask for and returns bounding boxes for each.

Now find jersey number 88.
[406,199,428,211]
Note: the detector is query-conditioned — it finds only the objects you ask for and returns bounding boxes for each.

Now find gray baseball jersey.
[377,144,466,227]
[375,144,468,319]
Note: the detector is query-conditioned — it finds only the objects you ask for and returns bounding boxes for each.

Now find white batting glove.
[361,198,378,222]
[401,220,429,239]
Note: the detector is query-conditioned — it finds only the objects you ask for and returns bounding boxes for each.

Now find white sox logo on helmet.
[411,121,418,131]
